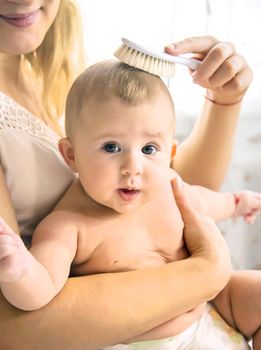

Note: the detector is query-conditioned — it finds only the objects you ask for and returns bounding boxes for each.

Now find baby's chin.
[105,197,146,214]
[109,202,141,214]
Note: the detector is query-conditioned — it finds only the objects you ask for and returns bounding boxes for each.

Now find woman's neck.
[0,53,46,123]
[0,53,22,88]
[0,52,62,135]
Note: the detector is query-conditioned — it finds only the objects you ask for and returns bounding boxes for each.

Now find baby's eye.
[103,143,121,153]
[142,144,158,155]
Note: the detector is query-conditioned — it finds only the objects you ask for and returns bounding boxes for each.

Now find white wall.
[78,0,261,269]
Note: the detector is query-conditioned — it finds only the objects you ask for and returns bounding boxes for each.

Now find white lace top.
[0,91,74,245]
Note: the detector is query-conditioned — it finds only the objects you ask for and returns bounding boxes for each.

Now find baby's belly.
[126,303,206,343]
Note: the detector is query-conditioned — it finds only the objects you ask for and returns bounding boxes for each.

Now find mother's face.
[0,0,60,54]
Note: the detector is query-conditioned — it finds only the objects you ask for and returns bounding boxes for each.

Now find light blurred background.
[78,0,261,270]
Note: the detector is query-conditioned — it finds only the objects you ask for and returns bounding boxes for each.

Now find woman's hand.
[171,176,232,291]
[165,36,253,105]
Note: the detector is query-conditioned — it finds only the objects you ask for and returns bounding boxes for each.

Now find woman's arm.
[166,36,253,190]
[0,262,224,350]
[0,174,231,350]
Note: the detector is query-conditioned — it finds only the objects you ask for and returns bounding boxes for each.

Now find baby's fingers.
[245,192,261,211]
[244,213,256,224]
[0,234,20,260]
[0,217,17,236]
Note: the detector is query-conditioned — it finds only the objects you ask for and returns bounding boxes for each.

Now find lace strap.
[0,91,58,145]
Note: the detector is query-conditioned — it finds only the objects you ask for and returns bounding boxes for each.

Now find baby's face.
[73,95,175,213]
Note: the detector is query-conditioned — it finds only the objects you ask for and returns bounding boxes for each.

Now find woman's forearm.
[174,99,242,190]
[0,256,225,350]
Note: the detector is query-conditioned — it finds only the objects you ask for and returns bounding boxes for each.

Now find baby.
[0,61,261,350]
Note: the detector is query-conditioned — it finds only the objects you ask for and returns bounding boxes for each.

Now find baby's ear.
[171,140,178,161]
[58,138,78,172]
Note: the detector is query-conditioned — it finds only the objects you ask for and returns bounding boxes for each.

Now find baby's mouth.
[117,188,140,201]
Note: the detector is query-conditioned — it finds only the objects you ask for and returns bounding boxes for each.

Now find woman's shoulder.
[0,91,59,145]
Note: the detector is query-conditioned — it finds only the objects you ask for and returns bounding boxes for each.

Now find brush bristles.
[114,44,176,78]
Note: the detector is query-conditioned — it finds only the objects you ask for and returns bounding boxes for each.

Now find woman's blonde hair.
[23,0,85,134]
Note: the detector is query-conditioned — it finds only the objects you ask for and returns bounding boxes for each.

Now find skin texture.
[0,1,254,348]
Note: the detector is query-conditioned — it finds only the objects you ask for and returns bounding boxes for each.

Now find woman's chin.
[1,33,45,55]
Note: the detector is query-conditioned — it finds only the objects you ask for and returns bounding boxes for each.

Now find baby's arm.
[0,213,78,311]
[183,182,261,222]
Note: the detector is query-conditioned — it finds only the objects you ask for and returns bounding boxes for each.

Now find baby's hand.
[0,217,30,284]
[233,191,261,224]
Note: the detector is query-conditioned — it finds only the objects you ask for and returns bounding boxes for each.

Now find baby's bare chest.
[71,197,186,276]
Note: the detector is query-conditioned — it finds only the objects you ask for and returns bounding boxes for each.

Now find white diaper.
[102,303,251,350]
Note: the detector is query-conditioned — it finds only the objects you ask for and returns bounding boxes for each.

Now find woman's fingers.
[171,176,231,291]
[165,36,219,55]
[165,36,253,104]
[206,55,246,89]
[171,176,200,225]
[193,44,238,83]
[171,177,229,258]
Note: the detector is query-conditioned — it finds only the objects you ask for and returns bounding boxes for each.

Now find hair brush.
[114,37,201,78]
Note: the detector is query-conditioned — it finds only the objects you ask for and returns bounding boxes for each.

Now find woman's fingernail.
[165,44,176,50]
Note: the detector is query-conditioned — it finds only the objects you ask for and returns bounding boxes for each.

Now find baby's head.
[60,60,176,212]
[65,60,175,140]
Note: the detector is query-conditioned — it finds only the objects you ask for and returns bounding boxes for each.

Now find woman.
[0,0,253,349]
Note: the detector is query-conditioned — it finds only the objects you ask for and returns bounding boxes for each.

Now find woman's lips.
[0,10,40,27]
[117,189,140,201]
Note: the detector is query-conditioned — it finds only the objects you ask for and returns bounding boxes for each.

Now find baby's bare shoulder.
[33,210,83,241]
